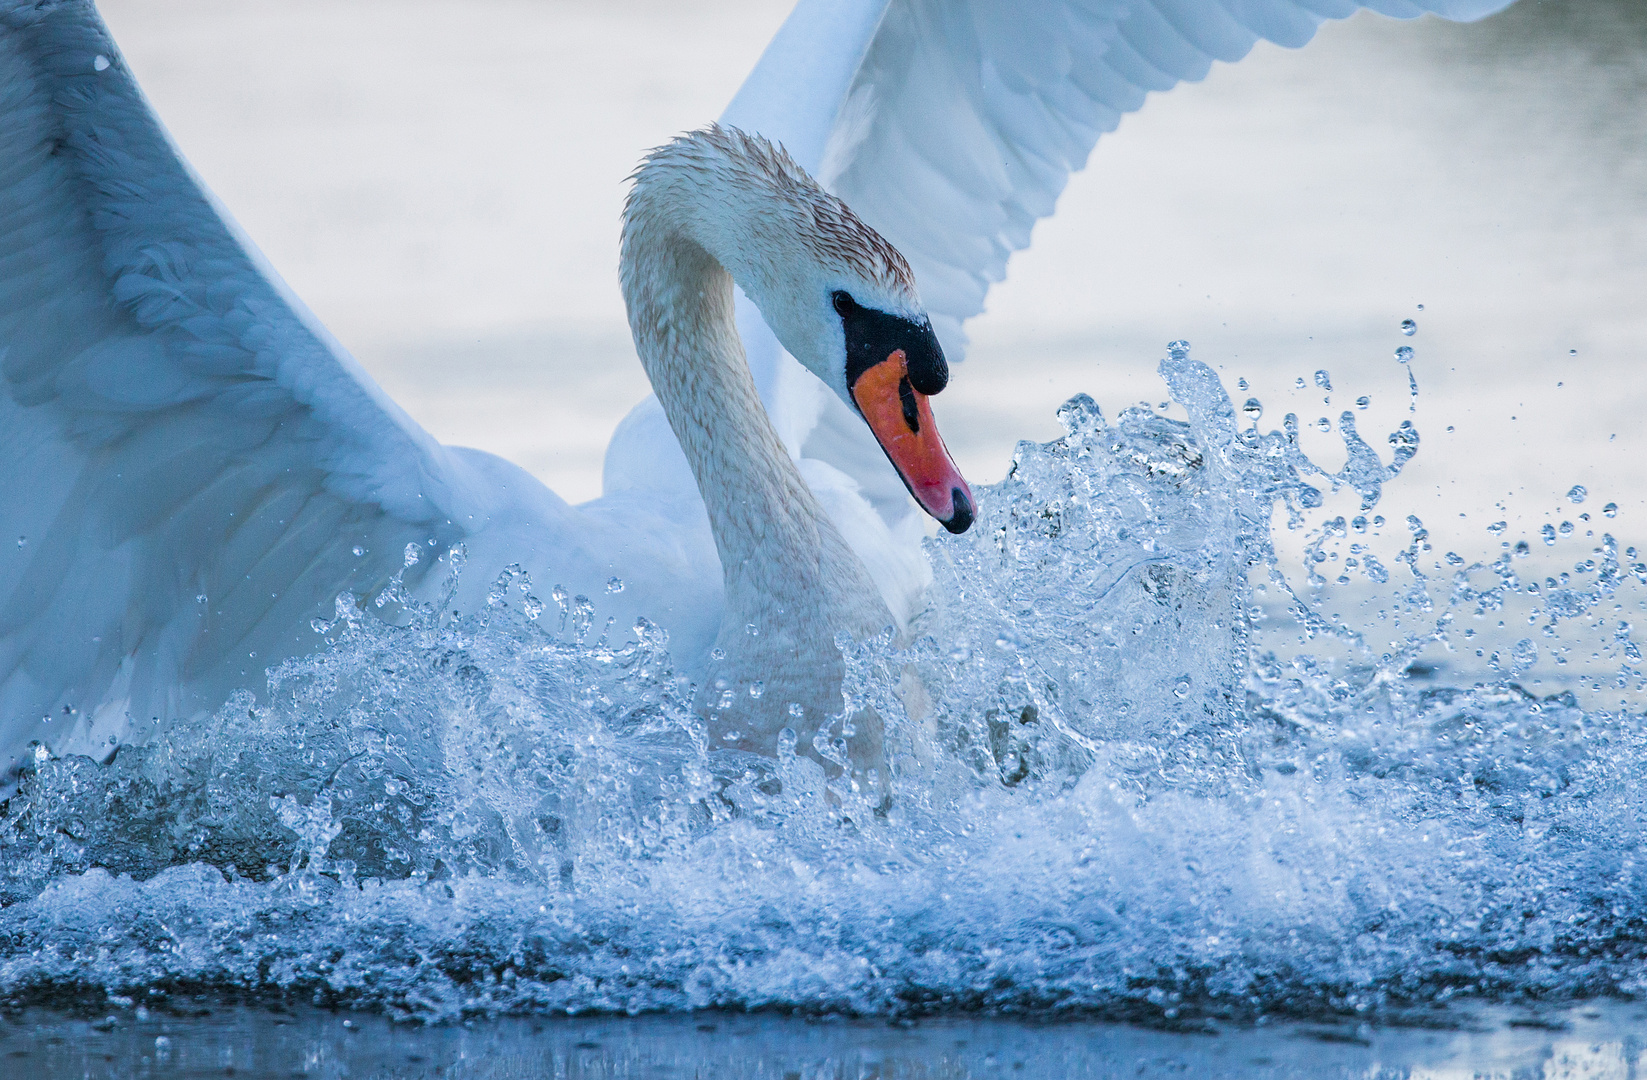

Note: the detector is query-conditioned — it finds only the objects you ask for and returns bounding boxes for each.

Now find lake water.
[5,1001,1646,1078]
[5,1,1647,1075]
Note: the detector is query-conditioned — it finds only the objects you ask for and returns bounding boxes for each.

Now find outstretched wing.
[0,0,495,762]
[702,0,1516,618]
[826,0,1517,354]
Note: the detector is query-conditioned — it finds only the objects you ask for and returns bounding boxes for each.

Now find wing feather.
[827,0,1519,354]
[1152,0,1266,60]
[0,0,486,760]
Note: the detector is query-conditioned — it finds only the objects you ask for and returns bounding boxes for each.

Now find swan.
[619,125,970,768]
[0,0,1515,773]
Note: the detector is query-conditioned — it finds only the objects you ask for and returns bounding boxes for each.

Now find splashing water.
[3,347,1646,1025]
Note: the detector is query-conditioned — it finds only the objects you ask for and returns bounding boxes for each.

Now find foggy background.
[98,0,1647,562]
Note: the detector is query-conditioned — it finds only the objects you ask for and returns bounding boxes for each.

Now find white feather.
[0,0,1517,771]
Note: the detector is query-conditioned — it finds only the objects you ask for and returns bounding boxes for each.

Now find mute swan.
[620,125,970,765]
[0,0,1515,772]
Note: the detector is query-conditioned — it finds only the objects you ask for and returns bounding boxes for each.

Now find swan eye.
[832,291,856,317]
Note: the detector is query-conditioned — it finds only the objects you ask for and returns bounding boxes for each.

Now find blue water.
[2,349,1644,1025]
[9,1002,1646,1078]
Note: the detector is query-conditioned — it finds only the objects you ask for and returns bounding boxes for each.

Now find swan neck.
[621,225,831,630]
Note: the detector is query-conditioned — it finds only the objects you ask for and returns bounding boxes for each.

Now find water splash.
[2,347,1646,1025]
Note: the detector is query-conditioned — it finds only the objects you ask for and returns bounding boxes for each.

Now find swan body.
[0,0,1517,772]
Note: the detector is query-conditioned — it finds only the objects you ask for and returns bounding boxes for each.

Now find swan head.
[824,287,972,532]
[625,126,975,534]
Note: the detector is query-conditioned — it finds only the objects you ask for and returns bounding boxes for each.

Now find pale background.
[98,0,1647,562]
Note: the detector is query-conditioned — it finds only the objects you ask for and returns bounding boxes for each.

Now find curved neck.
[621,182,903,668]
[622,228,830,628]
[619,132,900,665]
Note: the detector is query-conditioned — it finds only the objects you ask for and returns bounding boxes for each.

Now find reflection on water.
[4,1003,1646,1079]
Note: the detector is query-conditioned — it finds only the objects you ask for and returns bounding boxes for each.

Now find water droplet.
[1355,396,1370,409]
[1172,677,1191,699]
[351,545,364,557]
[1313,369,1332,391]
[1399,319,1417,336]
[1559,520,1574,537]
[748,681,764,699]
[787,703,805,720]
[1237,377,1249,391]
[1416,303,1425,311]
[1513,540,1530,557]
[1294,376,1307,389]
[1541,523,1557,546]
[154,1035,172,1055]
[1605,502,1619,518]
[1166,340,1191,360]
[1511,638,1538,670]
[606,576,624,593]
[1567,485,1587,504]
[1055,393,1104,438]
[710,647,726,661]
[93,55,109,72]
[721,729,741,741]
[745,622,759,637]
[1487,521,1507,535]
[14,536,22,548]
[1569,348,1578,356]
[403,542,420,567]
[1351,516,1368,533]
[1312,416,1331,432]
[1241,397,1263,421]
[522,595,543,620]
[716,690,734,710]
[1394,346,1414,364]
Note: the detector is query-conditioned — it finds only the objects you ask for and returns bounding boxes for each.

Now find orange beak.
[850,349,974,534]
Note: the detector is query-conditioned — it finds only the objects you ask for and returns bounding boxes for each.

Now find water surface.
[4,0,1647,1069]
[6,1002,1645,1078]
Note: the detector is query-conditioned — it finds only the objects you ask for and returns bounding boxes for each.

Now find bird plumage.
[0,0,1517,771]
